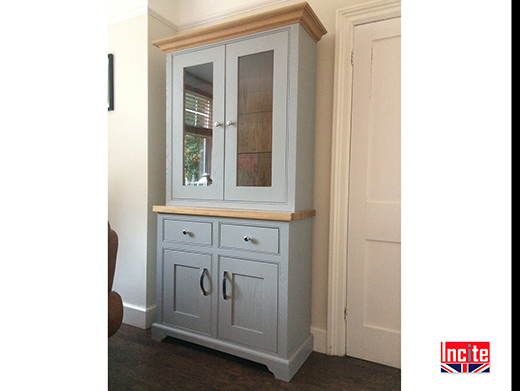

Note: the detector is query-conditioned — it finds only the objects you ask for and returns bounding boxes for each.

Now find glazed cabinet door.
[218,257,279,352]
[224,31,289,204]
[162,249,213,335]
[169,45,225,201]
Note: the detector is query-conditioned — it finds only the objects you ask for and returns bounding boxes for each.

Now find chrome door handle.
[226,120,235,126]
[214,121,222,127]
[243,236,251,242]
[182,229,189,236]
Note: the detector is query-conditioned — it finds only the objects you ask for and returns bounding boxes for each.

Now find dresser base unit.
[152,211,314,381]
[151,323,313,382]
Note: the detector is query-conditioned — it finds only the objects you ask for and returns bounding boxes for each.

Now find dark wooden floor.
[109,324,400,391]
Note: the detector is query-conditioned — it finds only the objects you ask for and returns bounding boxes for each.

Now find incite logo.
[441,342,490,373]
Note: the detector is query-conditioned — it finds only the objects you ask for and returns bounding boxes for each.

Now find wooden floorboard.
[108,324,400,390]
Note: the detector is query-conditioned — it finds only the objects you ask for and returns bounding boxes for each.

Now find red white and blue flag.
[441,362,490,373]
[441,342,490,373]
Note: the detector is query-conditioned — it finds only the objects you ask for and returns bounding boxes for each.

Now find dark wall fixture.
[108,53,114,111]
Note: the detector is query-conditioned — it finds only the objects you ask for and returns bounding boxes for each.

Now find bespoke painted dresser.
[151,2,326,381]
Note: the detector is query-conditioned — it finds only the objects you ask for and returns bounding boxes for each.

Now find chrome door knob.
[226,120,235,126]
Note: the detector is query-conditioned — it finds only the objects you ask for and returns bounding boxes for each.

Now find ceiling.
[108,0,292,31]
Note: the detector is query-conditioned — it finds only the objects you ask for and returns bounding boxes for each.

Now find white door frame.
[327,0,401,356]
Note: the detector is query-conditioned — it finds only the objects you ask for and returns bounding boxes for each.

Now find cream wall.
[108,14,149,315]
[108,0,357,351]
[108,12,175,327]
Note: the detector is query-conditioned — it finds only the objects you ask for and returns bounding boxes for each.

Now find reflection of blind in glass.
[184,91,212,129]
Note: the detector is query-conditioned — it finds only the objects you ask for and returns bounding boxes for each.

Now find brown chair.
[108,222,123,337]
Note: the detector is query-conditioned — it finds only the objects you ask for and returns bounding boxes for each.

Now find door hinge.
[344,307,348,320]
[351,50,354,66]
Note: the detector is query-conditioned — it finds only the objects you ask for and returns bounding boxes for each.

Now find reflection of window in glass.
[183,64,213,186]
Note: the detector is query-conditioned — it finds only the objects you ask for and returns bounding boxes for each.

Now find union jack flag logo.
[441,363,490,373]
[441,342,490,373]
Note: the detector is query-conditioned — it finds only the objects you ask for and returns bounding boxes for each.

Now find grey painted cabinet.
[153,213,314,381]
[152,2,326,382]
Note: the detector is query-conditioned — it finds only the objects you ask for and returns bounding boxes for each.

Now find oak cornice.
[152,2,327,53]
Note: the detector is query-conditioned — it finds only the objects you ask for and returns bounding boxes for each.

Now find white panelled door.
[346,17,401,368]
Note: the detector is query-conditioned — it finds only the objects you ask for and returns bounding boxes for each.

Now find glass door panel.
[236,51,274,187]
[183,63,214,186]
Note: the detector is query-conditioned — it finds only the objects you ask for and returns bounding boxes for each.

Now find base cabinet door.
[162,249,212,335]
[218,256,279,352]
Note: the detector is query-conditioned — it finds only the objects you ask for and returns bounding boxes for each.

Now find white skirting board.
[311,327,327,354]
[122,303,157,329]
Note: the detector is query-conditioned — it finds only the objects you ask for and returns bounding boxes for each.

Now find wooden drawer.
[162,218,213,246]
[219,223,279,254]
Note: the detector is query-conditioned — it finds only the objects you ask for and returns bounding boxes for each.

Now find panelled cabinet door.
[224,31,289,203]
[218,257,279,352]
[169,45,225,201]
[162,249,212,335]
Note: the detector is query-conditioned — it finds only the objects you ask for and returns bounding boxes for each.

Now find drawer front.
[219,223,279,254]
[163,218,213,246]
